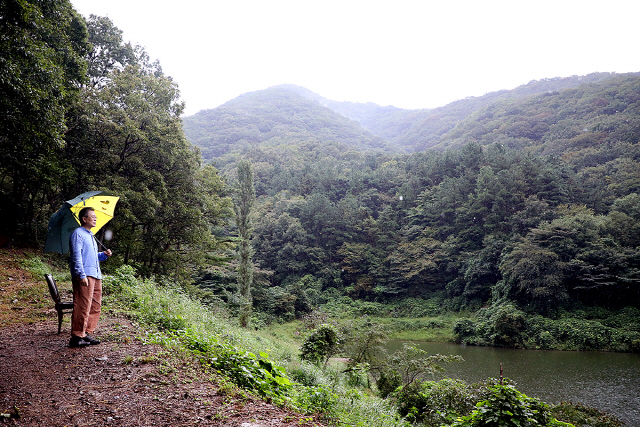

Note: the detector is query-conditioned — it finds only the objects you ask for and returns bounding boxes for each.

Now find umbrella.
[44,190,119,254]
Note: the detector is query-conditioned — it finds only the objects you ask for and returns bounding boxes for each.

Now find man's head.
[79,207,97,229]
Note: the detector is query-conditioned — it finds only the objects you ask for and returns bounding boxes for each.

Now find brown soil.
[0,248,326,426]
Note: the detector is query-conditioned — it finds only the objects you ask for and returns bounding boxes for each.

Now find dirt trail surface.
[0,249,325,426]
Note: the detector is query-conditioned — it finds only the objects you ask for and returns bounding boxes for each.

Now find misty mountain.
[183,72,640,159]
[182,87,392,159]
[278,73,632,152]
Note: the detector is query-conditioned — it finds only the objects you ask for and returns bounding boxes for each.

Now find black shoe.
[83,334,101,345]
[69,336,90,348]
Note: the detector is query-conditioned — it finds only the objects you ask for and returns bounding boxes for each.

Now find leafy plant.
[445,384,573,427]
[299,324,339,366]
[551,401,624,427]
[209,347,292,401]
[394,378,488,426]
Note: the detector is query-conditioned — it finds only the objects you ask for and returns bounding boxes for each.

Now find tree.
[84,15,136,87]
[235,159,255,327]
[299,323,338,366]
[60,17,233,278]
[0,0,89,239]
[499,240,567,310]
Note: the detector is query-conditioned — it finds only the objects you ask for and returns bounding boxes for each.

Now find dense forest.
[184,75,640,352]
[4,4,637,427]
[1,1,233,278]
[2,0,638,353]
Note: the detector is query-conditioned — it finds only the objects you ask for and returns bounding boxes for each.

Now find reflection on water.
[385,341,640,425]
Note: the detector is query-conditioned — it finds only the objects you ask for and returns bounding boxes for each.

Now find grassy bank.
[10,250,626,427]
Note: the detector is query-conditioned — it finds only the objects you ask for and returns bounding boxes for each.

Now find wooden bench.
[44,274,74,334]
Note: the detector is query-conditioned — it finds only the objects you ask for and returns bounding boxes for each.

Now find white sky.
[72,0,640,117]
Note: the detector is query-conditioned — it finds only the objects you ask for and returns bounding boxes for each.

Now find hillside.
[182,87,393,159]
[434,73,640,153]
[184,73,638,157]
[185,72,640,339]
[289,73,639,152]
[0,248,326,426]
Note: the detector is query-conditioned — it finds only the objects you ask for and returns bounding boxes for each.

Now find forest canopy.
[0,2,232,277]
[185,75,640,338]
[2,0,638,349]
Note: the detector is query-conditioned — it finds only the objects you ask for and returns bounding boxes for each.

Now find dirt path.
[0,317,325,426]
[0,248,324,426]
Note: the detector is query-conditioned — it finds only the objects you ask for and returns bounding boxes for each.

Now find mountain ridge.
[183,71,640,159]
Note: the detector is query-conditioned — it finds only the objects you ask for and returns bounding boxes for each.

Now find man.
[68,207,112,348]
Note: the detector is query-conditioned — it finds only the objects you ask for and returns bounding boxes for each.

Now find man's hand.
[104,249,113,257]
[80,277,89,286]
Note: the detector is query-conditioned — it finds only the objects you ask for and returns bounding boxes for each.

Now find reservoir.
[386,341,640,425]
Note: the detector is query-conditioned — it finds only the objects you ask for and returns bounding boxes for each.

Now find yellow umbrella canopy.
[44,191,119,254]
[68,192,119,233]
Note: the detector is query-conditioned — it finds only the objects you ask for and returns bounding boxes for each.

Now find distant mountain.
[183,72,640,159]
[277,73,632,152]
[182,87,392,159]
[433,72,640,154]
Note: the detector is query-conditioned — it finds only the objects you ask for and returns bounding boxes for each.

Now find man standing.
[68,207,112,348]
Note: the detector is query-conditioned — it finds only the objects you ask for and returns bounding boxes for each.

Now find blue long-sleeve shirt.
[69,227,107,280]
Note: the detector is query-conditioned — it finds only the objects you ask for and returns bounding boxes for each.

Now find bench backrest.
[44,274,61,304]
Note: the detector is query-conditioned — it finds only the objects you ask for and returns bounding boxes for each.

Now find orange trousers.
[71,276,102,337]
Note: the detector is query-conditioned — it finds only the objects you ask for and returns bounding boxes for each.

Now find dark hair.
[78,207,95,224]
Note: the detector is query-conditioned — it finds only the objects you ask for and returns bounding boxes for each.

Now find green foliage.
[394,378,488,426]
[293,384,339,415]
[338,318,388,369]
[381,344,463,395]
[455,303,527,348]
[0,0,89,239]
[455,304,640,352]
[235,159,256,328]
[445,384,573,427]
[551,402,624,427]
[209,347,292,401]
[524,315,640,352]
[182,87,392,159]
[299,324,339,366]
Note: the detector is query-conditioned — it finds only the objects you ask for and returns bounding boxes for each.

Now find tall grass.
[102,265,409,427]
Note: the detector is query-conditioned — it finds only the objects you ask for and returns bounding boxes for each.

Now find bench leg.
[57,310,63,334]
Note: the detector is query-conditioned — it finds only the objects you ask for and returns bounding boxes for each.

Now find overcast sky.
[72,0,639,116]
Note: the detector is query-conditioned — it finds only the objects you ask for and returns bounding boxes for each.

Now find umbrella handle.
[93,234,109,252]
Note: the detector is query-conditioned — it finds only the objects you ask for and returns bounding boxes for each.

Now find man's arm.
[98,249,112,261]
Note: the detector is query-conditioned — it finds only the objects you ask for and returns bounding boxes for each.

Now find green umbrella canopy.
[44,191,119,254]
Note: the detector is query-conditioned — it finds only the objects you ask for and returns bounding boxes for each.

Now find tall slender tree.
[235,159,255,327]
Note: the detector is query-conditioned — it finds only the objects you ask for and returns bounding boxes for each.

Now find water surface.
[386,340,640,425]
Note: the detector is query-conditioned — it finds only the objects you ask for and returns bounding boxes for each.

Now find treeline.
[199,135,640,335]
[0,2,232,277]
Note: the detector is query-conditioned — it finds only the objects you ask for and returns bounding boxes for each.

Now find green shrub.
[445,384,573,427]
[602,306,640,331]
[457,303,527,347]
[293,384,339,415]
[208,347,292,401]
[453,318,476,342]
[395,378,487,426]
[456,302,640,352]
[377,370,402,398]
[299,324,339,366]
[551,401,624,427]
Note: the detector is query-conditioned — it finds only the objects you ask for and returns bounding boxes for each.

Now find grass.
[0,248,58,326]
[97,265,408,426]
[374,315,462,343]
